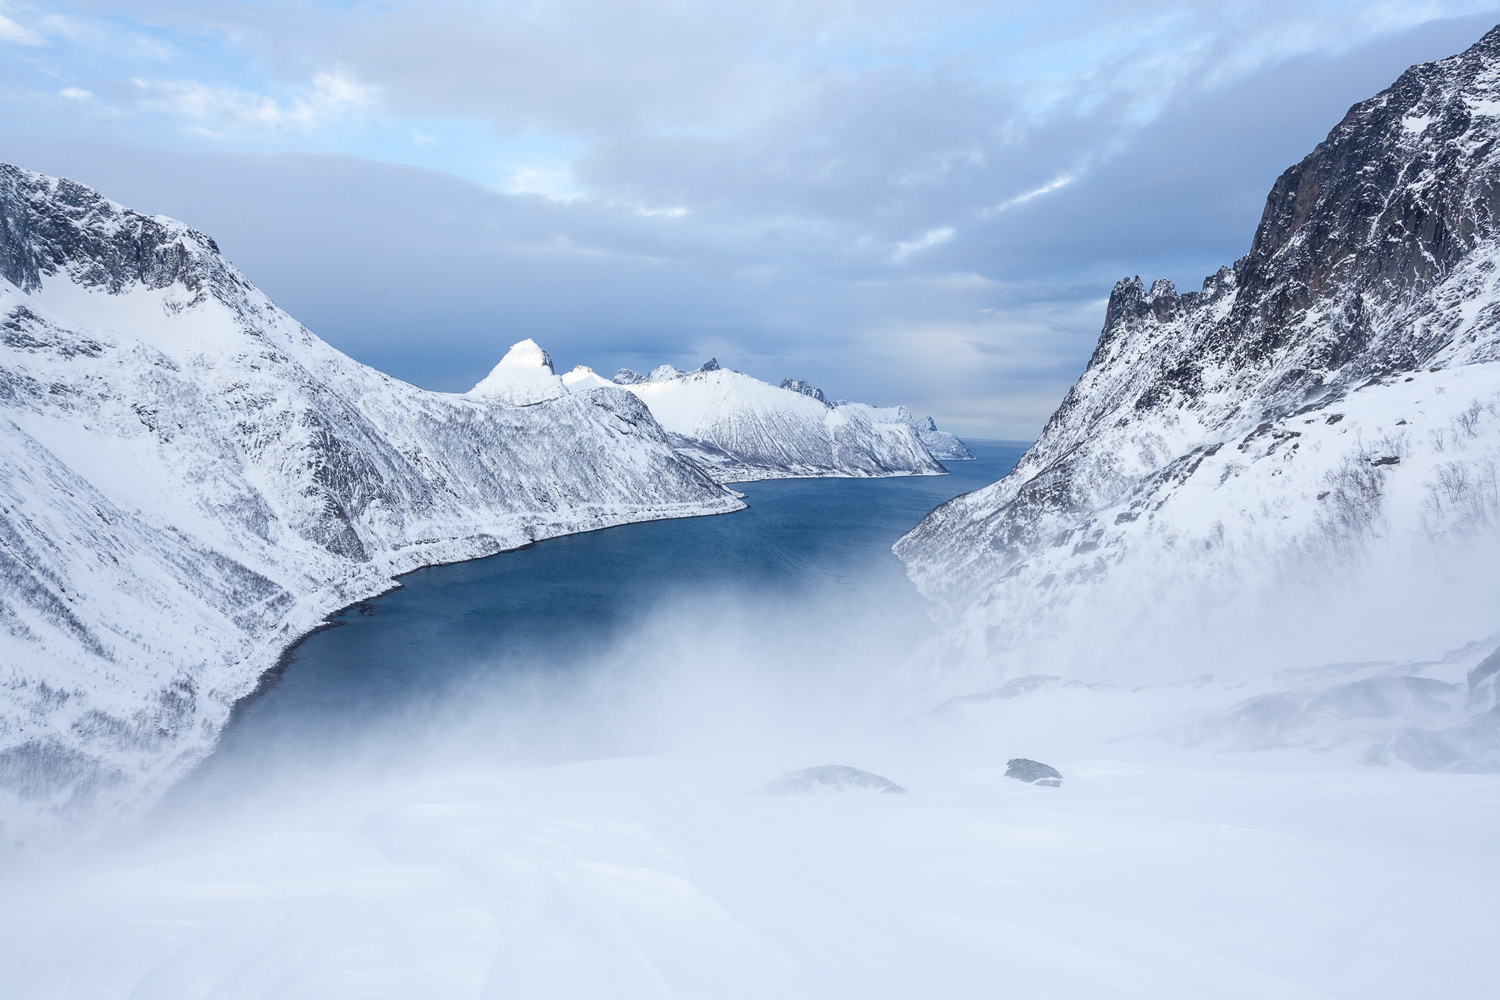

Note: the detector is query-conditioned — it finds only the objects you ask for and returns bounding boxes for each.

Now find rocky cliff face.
[0,165,743,842]
[895,27,1500,698]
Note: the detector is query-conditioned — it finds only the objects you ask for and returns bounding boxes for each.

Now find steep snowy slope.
[0,165,743,839]
[895,27,1500,706]
[564,363,954,482]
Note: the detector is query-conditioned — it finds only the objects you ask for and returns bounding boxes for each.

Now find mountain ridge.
[894,23,1500,735]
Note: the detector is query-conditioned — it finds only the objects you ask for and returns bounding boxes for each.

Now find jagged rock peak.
[613,368,648,385]
[696,358,721,372]
[1,161,240,305]
[780,378,830,405]
[1079,22,1500,409]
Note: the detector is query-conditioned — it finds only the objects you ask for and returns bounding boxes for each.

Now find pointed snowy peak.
[648,364,682,382]
[500,338,555,373]
[468,338,567,406]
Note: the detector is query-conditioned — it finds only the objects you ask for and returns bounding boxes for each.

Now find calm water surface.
[164,441,1024,809]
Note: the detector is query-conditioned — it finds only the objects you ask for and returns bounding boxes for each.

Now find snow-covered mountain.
[0,164,744,840]
[878,407,974,461]
[468,338,567,405]
[564,362,961,482]
[894,26,1500,763]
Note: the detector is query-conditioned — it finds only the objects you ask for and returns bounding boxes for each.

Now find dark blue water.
[163,442,1024,811]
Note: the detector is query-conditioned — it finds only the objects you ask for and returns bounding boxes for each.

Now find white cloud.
[136,71,377,135]
[0,12,43,46]
[983,171,1080,216]
[58,87,91,101]
[501,165,585,202]
[411,129,437,145]
[892,226,955,262]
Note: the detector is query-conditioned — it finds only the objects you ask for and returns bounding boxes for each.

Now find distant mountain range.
[466,340,973,483]
[565,359,971,482]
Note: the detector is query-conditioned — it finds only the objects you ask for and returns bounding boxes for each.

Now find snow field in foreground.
[2,706,1496,999]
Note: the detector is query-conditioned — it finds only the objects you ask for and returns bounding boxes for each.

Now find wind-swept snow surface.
[1,585,1495,1000]
[572,363,953,483]
[0,164,743,841]
[895,25,1500,732]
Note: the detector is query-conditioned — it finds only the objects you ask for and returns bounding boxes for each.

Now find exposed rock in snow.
[1004,758,1063,785]
[0,163,745,842]
[895,26,1500,688]
[757,765,907,795]
[611,368,649,385]
[467,338,567,406]
[780,378,830,406]
[648,364,681,382]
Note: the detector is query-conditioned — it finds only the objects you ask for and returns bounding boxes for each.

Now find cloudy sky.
[3,1,1499,437]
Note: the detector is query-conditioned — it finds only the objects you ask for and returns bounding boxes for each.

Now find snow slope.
[1,599,1495,999]
[894,24,1500,749]
[568,364,954,483]
[0,164,743,841]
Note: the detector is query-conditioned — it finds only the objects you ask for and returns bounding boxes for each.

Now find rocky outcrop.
[1004,759,1062,786]
[780,378,830,405]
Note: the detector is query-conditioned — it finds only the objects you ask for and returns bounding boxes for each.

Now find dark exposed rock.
[1005,758,1063,785]
[612,368,648,385]
[780,377,830,405]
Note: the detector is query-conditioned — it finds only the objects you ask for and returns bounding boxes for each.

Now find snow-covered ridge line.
[0,163,744,843]
[893,24,1500,769]
[561,360,971,482]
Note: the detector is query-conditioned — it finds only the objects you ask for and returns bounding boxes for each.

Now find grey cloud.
[7,6,1500,438]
